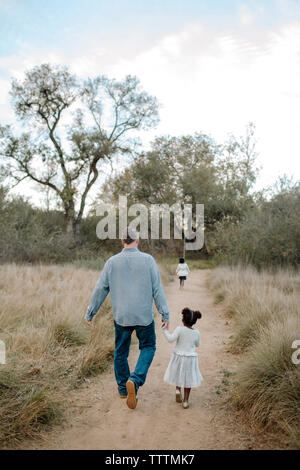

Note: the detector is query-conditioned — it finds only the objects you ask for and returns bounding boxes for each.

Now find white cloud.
[1,19,300,197]
[238,4,255,26]
[0,77,14,123]
[106,21,300,188]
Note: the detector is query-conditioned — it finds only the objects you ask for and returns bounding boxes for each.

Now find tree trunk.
[75,219,81,236]
[65,201,76,236]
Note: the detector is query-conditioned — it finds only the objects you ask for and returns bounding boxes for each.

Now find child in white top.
[176,258,190,289]
[162,307,203,409]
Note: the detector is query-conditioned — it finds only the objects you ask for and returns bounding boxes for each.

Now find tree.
[101,130,257,224]
[101,133,217,204]
[99,129,258,254]
[0,63,159,234]
[99,133,219,253]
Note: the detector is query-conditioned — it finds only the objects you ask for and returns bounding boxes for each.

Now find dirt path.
[26,270,270,450]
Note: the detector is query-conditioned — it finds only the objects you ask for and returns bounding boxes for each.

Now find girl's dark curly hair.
[182,307,202,327]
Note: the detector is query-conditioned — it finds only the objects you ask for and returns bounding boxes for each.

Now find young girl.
[176,258,190,289]
[162,307,203,409]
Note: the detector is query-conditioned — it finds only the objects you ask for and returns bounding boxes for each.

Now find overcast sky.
[1,0,300,205]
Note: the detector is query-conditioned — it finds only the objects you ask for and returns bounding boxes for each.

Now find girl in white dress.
[176,258,190,289]
[162,307,203,409]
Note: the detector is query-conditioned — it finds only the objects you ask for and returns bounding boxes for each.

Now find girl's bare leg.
[176,386,182,402]
[184,387,191,402]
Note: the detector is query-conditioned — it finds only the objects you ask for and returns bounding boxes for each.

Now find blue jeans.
[114,320,156,396]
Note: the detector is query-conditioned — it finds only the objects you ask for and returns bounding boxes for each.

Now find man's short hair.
[121,227,139,245]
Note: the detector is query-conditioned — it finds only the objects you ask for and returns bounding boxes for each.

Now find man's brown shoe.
[126,380,137,409]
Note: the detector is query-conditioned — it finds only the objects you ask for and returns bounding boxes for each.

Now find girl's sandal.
[182,401,189,409]
[176,390,182,403]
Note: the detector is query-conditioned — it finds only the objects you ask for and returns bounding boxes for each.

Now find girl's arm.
[175,264,180,274]
[163,326,180,343]
[186,263,190,273]
[195,330,200,347]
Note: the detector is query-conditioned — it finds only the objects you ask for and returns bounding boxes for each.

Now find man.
[85,227,170,409]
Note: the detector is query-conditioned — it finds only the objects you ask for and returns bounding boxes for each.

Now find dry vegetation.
[209,266,300,448]
[158,257,216,282]
[0,264,114,448]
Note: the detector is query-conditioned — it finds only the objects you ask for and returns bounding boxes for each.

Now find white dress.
[163,326,203,388]
[176,263,190,277]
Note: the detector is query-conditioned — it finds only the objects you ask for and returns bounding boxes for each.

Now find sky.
[1,0,300,205]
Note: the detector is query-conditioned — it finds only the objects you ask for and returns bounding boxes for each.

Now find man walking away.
[85,227,170,409]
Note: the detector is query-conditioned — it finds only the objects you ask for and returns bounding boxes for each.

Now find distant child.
[176,258,190,289]
[162,307,203,409]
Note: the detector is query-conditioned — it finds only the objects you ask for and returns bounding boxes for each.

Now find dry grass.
[210,265,300,448]
[158,256,216,283]
[0,263,114,448]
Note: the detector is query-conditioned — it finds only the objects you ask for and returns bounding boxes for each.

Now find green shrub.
[211,184,300,268]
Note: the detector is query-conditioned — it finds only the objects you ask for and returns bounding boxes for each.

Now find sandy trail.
[27,270,269,450]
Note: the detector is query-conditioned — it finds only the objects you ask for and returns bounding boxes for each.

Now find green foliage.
[99,126,258,258]
[0,187,108,263]
[212,181,300,267]
[101,130,257,229]
[0,117,299,268]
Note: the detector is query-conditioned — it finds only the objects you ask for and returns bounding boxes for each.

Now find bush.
[0,379,61,447]
[211,184,300,268]
[236,317,300,436]
[210,266,300,448]
[0,264,114,447]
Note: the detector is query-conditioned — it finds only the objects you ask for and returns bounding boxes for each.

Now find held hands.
[86,317,168,328]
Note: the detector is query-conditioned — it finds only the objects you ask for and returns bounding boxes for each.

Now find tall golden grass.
[210,266,300,448]
[0,264,114,448]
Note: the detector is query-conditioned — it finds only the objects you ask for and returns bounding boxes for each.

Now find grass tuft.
[210,265,300,448]
[0,264,114,448]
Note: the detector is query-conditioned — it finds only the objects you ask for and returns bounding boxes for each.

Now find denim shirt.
[85,248,170,326]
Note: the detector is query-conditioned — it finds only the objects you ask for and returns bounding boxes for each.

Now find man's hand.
[161,320,169,329]
[85,319,92,327]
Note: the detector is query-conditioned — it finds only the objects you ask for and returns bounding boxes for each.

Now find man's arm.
[150,257,170,325]
[85,261,110,323]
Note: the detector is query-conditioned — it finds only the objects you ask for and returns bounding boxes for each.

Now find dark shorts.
[179,276,186,280]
